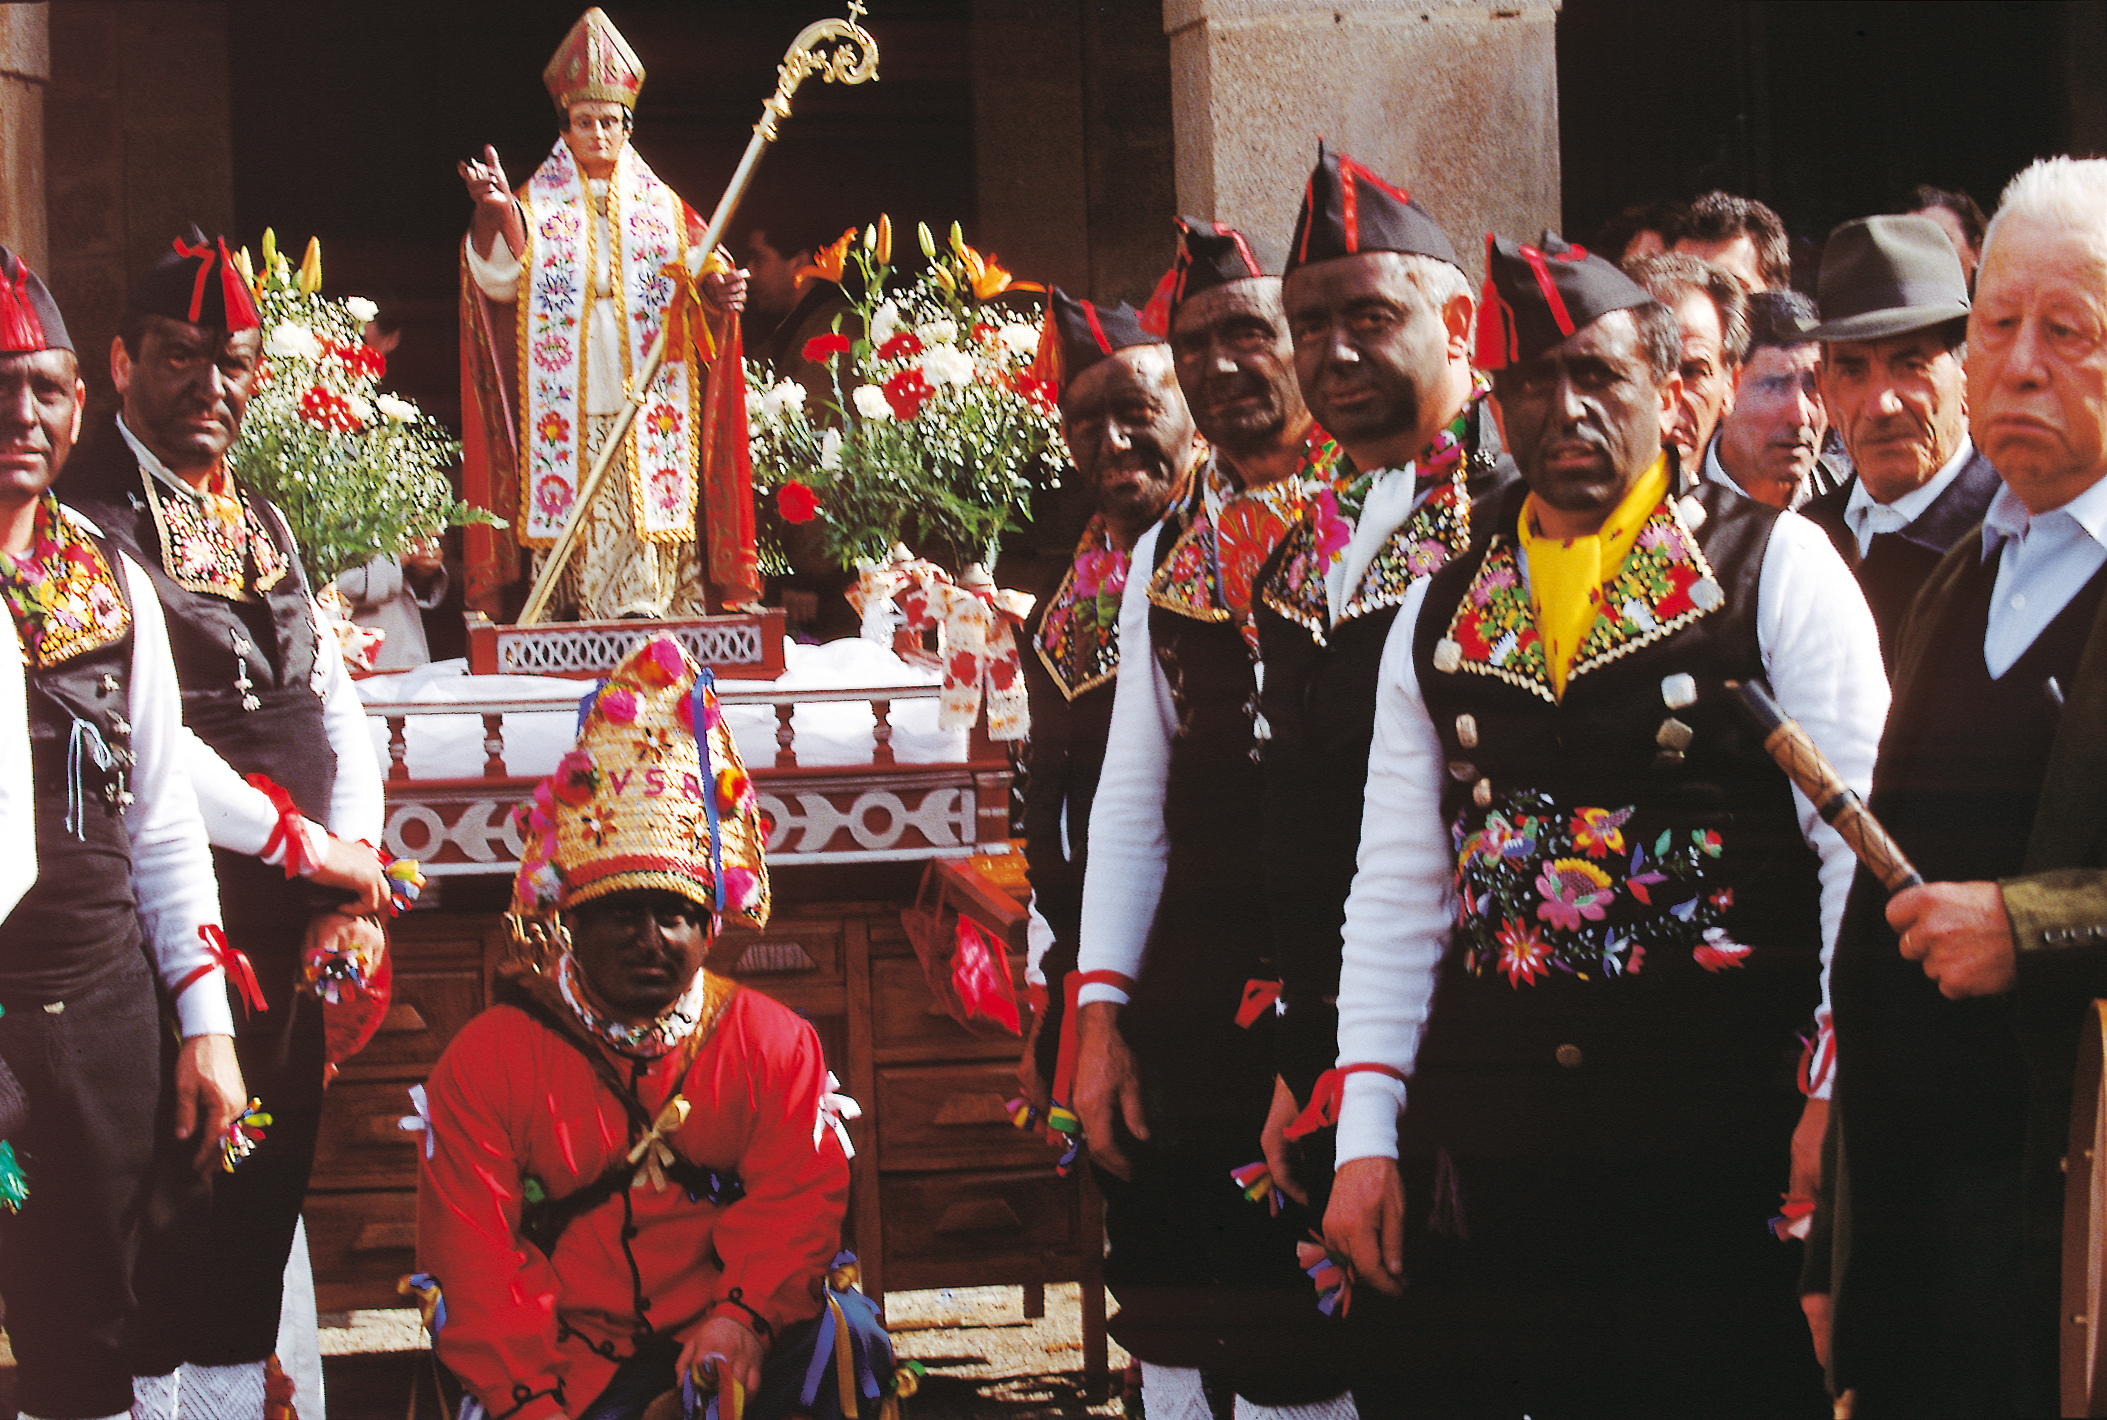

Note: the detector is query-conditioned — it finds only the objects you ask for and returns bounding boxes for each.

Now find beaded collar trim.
[1431,495,1724,704]
[557,950,733,1059]
[137,464,288,602]
[0,495,131,668]
[1033,515,1128,700]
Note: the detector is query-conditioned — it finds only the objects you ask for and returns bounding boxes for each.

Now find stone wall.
[1163,0,1563,287]
[0,6,50,276]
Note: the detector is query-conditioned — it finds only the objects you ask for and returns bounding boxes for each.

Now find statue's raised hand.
[459,145,526,260]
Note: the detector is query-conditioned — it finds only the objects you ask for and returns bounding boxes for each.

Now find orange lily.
[797,227,857,289]
[948,226,1040,300]
[873,213,893,267]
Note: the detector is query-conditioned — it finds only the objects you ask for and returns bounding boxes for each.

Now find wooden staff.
[518,4,881,625]
[1728,679,1922,894]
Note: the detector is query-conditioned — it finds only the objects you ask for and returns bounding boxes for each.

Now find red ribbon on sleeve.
[1235,978,1282,1028]
[1049,969,1135,1110]
[247,773,321,879]
[1284,1062,1409,1141]
[173,923,268,1016]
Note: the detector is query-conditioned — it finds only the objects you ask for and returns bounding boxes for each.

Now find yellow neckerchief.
[1519,453,1669,698]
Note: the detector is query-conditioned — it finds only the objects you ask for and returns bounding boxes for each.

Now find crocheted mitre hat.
[511,635,769,930]
[544,7,645,113]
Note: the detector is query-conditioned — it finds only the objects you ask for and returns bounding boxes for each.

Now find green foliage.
[227,233,498,583]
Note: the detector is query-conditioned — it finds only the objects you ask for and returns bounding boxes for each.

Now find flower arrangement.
[744,217,1064,572]
[227,231,496,583]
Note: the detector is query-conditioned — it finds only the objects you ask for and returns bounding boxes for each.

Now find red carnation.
[883,367,935,420]
[875,331,924,363]
[802,333,852,364]
[777,481,820,524]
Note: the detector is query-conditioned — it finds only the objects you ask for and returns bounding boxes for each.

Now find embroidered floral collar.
[0,495,131,669]
[118,418,288,601]
[1432,492,1725,703]
[1034,515,1130,700]
[557,950,729,1059]
[1261,386,1490,641]
[1148,430,1339,650]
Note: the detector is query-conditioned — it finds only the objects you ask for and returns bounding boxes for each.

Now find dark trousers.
[1348,1150,1829,1420]
[128,905,327,1372]
[0,948,163,1419]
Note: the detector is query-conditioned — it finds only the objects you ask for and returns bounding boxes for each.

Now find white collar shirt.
[1980,473,2107,678]
[1843,438,1974,558]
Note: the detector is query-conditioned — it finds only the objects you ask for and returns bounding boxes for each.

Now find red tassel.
[177,923,268,1016]
[247,774,320,879]
[1235,978,1282,1029]
[1284,1062,1407,1141]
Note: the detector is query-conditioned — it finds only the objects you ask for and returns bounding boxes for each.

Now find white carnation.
[819,427,843,470]
[746,391,767,421]
[344,297,379,323]
[761,379,807,420]
[998,322,1040,356]
[852,384,894,421]
[869,300,903,349]
[920,344,975,388]
[265,323,324,361]
[345,394,374,425]
[374,393,416,423]
[916,318,958,346]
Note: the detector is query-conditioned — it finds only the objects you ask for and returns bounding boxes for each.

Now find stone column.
[1163,0,1562,285]
[0,3,51,274]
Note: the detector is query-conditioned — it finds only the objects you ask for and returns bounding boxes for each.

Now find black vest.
[63,426,338,939]
[1402,480,1818,1157]
[0,538,142,1002]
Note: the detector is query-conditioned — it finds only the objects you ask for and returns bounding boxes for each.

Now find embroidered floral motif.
[140,467,288,601]
[1034,515,1128,700]
[1438,496,1721,703]
[1453,789,1742,984]
[0,496,131,668]
[1264,470,1472,640]
[1149,430,1338,650]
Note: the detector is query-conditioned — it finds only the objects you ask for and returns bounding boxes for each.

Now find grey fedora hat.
[1807,214,1969,342]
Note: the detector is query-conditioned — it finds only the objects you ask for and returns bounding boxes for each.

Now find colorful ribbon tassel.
[1296,1232,1353,1318]
[1230,1160,1285,1217]
[220,1098,271,1173]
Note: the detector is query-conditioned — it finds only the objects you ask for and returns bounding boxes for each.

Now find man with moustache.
[1245,149,1513,1223]
[1820,155,2107,1420]
[1015,291,1199,1126]
[1073,216,1347,1417]
[1801,215,2001,667]
[1709,290,1845,510]
[0,248,245,1420]
[61,233,387,1417]
[1322,234,1885,1416]
[1627,252,1749,477]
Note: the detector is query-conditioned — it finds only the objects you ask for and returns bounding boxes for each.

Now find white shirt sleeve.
[317,630,386,844]
[0,625,32,922]
[1332,577,1457,1163]
[1756,511,1890,1100]
[121,556,235,1039]
[1075,520,1175,1006]
[465,230,522,302]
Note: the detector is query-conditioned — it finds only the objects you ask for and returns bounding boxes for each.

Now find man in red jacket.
[415,635,850,1418]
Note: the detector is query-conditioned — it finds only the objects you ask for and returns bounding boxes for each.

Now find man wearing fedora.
[1815,154,2107,1419]
[1802,214,2002,667]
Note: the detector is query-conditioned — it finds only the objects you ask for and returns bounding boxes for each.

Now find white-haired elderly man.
[1818,155,2107,1418]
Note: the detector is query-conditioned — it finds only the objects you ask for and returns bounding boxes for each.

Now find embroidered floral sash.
[518,140,700,547]
[140,466,288,602]
[0,495,131,668]
[1034,515,1128,699]
[1433,494,1725,703]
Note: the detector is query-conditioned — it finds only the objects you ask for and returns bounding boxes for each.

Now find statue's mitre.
[544,8,645,113]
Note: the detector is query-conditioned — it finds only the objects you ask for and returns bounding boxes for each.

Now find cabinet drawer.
[871,954,1028,1056]
[307,1189,420,1313]
[877,1062,1061,1170]
[312,1080,426,1191]
[341,969,484,1073]
[878,1168,1082,1273]
[716,915,844,984]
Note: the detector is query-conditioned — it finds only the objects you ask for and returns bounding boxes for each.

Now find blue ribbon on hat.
[694,667,726,913]
[576,680,605,736]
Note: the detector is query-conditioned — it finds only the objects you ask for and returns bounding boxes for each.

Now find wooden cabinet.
[309,897,1107,1398]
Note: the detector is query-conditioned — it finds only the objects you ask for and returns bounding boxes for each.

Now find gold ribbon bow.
[657,248,733,366]
[626,1095,692,1191]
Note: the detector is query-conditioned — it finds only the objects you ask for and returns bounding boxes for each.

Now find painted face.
[1168,277,1303,456]
[113,316,261,476]
[1490,307,1677,525]
[1285,250,1464,468]
[1820,329,1968,505]
[565,100,631,177]
[1718,343,1826,509]
[0,348,85,509]
[1060,344,1196,535]
[1668,290,1735,469]
[569,887,711,1025]
[1968,215,2107,514]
